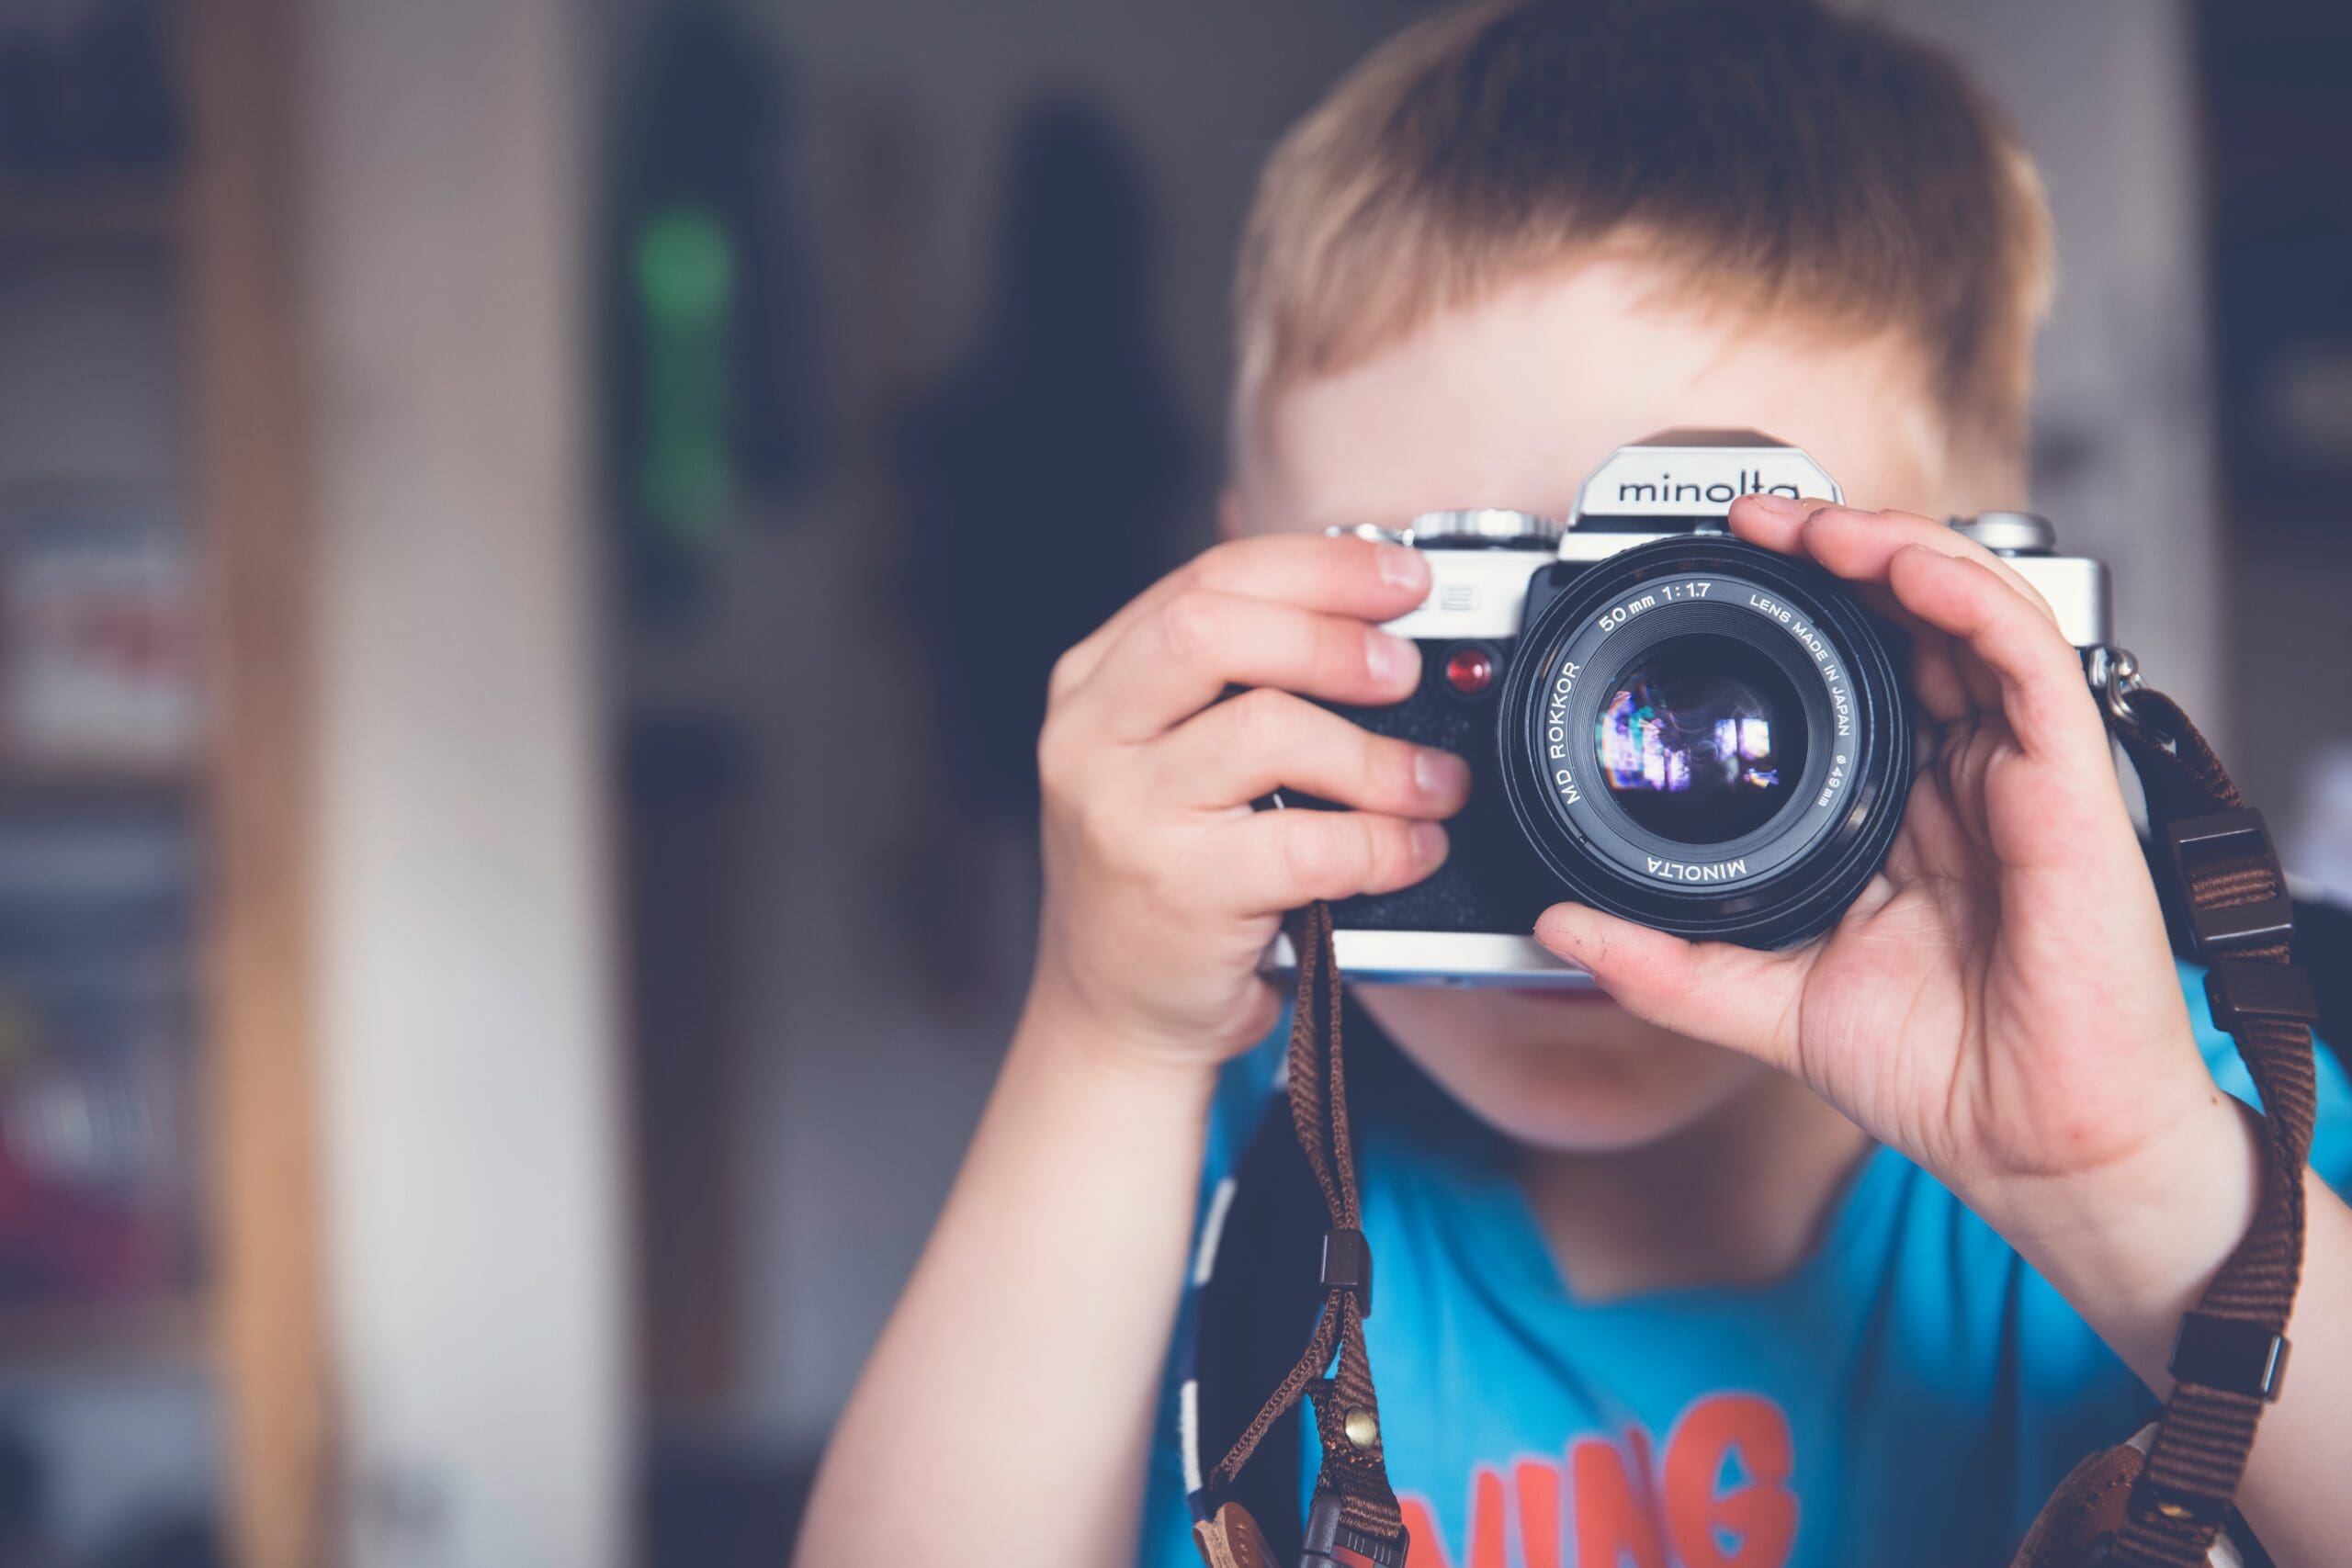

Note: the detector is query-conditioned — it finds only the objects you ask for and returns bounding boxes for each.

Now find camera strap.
[1193,900,1409,1568]
[2011,678,2317,1568]
[1194,675,2314,1568]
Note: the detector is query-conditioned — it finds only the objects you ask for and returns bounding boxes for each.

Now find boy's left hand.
[1532,493,2253,1280]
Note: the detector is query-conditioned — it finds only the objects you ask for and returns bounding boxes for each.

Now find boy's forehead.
[1244,260,1947,533]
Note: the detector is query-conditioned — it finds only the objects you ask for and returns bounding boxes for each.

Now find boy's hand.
[1030,534,1470,1074]
[1532,496,2252,1285]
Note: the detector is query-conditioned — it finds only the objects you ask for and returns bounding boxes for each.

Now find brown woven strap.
[2104,685,2316,1565]
[1205,901,1407,1556]
[1211,681,2307,1568]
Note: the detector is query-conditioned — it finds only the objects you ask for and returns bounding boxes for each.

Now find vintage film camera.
[1267,429,2111,986]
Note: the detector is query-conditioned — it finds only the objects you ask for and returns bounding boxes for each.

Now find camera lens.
[1495,536,1911,949]
[1594,634,1809,845]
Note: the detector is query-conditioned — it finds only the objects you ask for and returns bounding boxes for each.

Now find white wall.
[302,2,629,1565]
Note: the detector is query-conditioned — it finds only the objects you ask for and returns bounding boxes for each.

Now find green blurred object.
[633,206,738,544]
[600,1,824,627]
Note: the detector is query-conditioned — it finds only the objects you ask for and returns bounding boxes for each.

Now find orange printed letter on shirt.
[1660,1393,1797,1568]
[1400,1498,1451,1568]
[1569,1436,1666,1568]
[1513,1458,1562,1568]
[1400,1467,1509,1568]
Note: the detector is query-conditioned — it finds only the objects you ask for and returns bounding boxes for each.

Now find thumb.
[1532,902,1804,1073]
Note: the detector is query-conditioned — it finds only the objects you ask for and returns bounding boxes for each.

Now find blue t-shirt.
[1141,962,2352,1568]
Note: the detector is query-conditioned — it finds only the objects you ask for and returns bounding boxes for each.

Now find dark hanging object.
[885,95,1197,1004]
[892,94,1197,831]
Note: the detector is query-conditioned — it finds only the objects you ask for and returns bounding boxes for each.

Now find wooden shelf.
[0,1292,206,1375]
[0,761,196,808]
[0,173,180,246]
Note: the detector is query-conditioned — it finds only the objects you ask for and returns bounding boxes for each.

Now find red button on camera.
[1443,645,1495,695]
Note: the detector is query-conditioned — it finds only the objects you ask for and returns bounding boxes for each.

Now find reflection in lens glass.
[1594,633,1808,845]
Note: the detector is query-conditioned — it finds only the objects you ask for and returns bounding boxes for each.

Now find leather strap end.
[1194,1502,1279,1568]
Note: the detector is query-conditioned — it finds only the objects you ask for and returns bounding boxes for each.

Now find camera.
[1265,429,2112,987]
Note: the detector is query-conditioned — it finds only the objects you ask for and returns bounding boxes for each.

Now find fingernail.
[1374,542,1430,593]
[1415,747,1471,801]
[1409,820,1448,863]
[1737,492,1804,523]
[1366,630,1419,685]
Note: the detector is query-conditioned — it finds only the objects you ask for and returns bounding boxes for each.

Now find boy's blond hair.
[1235,0,2053,485]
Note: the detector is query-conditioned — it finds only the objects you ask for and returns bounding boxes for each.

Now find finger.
[1882,545,2109,768]
[1532,902,1803,1071]
[1907,630,1976,724]
[1053,534,1431,697]
[1731,499,2030,715]
[1724,490,1825,554]
[1062,588,1422,743]
[1149,689,1472,817]
[1211,808,1450,911]
[1728,496,2054,615]
[1791,504,2057,624]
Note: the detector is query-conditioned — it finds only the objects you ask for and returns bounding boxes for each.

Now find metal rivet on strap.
[1344,1406,1380,1450]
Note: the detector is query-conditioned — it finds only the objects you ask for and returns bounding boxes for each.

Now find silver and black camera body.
[1270,429,2113,987]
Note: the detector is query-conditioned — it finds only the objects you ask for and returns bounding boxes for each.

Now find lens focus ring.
[1495,536,1910,948]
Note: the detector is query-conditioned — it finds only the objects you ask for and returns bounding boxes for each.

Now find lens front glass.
[1496,535,1911,947]
[1593,633,1809,845]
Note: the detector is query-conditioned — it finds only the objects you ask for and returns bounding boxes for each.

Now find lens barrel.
[1495,536,1912,948]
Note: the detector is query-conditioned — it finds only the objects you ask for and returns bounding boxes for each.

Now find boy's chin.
[1354,984,1770,1154]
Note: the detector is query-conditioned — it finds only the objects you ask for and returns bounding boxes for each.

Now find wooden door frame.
[185,0,332,1562]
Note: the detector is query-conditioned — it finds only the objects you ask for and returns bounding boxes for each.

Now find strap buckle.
[2165,808,2294,957]
[2203,957,2320,1033]
[2128,1474,2233,1532]
[2168,1311,2290,1403]
[1320,1228,1373,1317]
[1301,1493,1408,1568]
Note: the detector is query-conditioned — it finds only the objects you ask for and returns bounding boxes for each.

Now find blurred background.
[0,0,2343,1563]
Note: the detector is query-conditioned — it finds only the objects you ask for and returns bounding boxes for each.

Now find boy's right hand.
[1028,534,1470,1074]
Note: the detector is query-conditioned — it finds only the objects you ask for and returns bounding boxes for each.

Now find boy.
[797,3,2352,1564]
